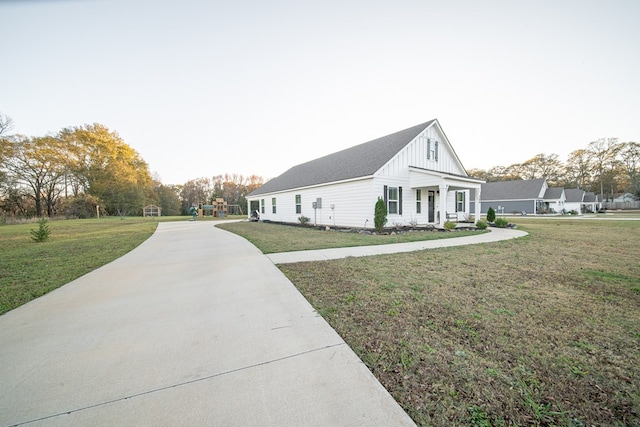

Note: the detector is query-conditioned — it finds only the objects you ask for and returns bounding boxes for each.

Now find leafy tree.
[2,135,66,216]
[466,168,491,181]
[58,193,102,218]
[152,183,181,216]
[565,149,592,189]
[211,173,264,208]
[0,186,28,216]
[179,177,213,213]
[486,165,522,182]
[58,124,153,215]
[374,196,387,232]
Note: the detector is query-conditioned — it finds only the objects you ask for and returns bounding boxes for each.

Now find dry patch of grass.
[280,219,640,426]
[216,221,485,253]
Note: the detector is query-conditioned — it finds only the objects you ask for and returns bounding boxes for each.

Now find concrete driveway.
[0,221,415,426]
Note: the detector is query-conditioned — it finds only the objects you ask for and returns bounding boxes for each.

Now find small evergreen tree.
[374,197,387,232]
[30,218,51,243]
[486,206,496,223]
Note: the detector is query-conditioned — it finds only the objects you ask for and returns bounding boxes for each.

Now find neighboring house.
[565,189,603,213]
[611,192,635,203]
[583,192,603,212]
[599,193,640,209]
[543,187,566,213]
[247,119,484,228]
[470,178,565,215]
[564,188,585,213]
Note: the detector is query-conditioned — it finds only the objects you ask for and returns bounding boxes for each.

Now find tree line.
[0,114,263,219]
[467,138,639,201]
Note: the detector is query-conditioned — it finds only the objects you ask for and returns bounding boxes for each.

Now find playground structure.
[194,198,228,218]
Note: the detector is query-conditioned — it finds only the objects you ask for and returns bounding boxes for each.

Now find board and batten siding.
[373,123,471,224]
[377,124,466,178]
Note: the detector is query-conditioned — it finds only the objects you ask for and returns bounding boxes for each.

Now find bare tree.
[0,113,14,137]
[587,138,621,200]
[620,142,640,198]
[565,149,592,189]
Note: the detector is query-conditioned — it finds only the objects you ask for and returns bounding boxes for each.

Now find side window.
[261,199,265,214]
[416,189,422,214]
[295,194,301,214]
[388,187,398,214]
[272,197,277,214]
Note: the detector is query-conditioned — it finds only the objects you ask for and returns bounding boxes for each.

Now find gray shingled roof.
[544,187,564,199]
[481,179,546,200]
[565,188,585,203]
[249,120,436,196]
[583,192,598,202]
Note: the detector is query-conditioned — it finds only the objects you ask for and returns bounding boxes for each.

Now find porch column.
[475,186,481,222]
[439,184,448,226]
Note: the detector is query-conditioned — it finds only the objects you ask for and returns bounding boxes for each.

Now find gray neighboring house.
[247,119,484,228]
[470,178,565,215]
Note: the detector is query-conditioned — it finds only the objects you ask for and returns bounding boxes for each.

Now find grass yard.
[270,219,640,426]
[0,218,160,314]
[2,215,638,425]
[0,216,242,315]
[216,221,485,253]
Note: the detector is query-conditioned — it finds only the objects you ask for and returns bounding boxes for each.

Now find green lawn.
[2,215,638,425]
[219,217,640,426]
[216,221,486,253]
[277,218,640,426]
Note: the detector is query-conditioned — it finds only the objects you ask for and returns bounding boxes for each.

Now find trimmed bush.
[374,197,388,232]
[494,217,509,228]
[486,206,496,223]
[298,215,310,225]
[475,219,488,230]
[443,220,456,230]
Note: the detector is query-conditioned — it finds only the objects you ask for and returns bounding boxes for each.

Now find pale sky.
[2,0,638,185]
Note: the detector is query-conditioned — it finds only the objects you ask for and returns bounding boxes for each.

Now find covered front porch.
[409,167,484,226]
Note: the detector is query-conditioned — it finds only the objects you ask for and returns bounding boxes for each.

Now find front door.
[428,191,435,223]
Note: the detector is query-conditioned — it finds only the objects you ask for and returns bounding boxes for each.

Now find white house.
[565,189,604,213]
[246,119,484,228]
[564,189,586,213]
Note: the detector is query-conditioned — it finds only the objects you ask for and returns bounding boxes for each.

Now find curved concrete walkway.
[0,221,415,427]
[0,222,526,427]
[267,226,528,264]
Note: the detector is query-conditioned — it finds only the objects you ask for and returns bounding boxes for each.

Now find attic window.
[427,139,439,161]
